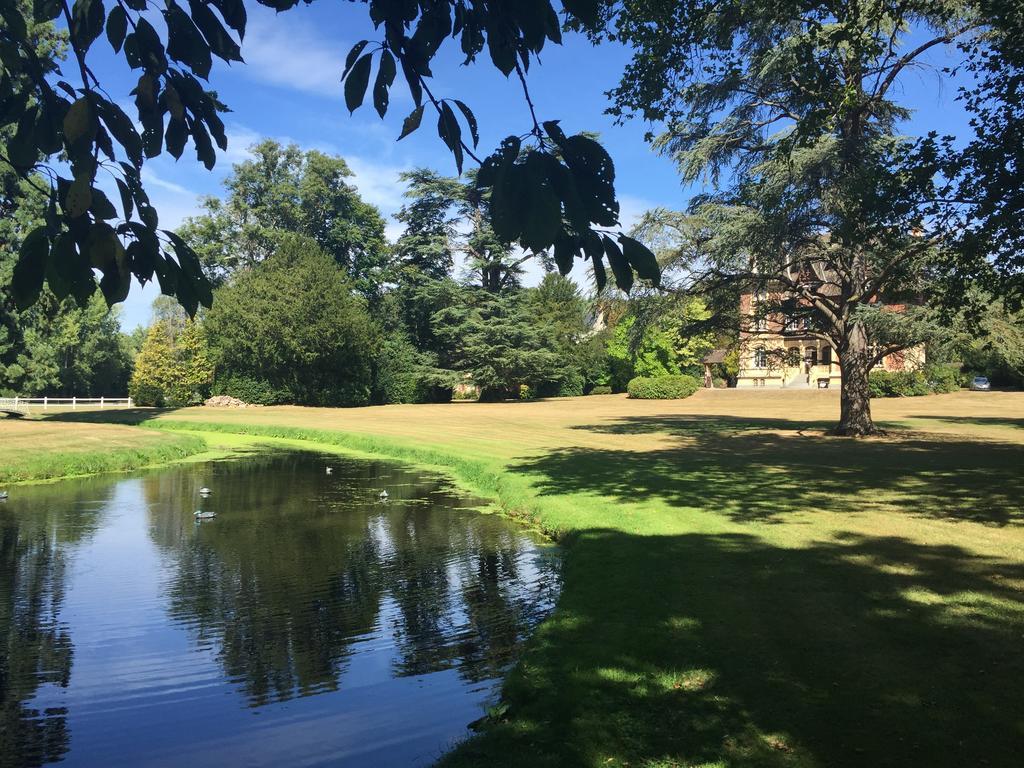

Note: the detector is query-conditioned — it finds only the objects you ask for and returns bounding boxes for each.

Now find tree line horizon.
[2,1,1023,432]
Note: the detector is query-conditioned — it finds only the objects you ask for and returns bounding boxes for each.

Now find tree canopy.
[178,140,389,296]
[588,0,996,434]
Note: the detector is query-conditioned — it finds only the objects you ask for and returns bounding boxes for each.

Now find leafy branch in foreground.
[1,0,660,316]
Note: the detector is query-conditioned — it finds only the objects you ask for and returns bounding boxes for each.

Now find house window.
[754,347,767,368]
[822,346,832,366]
[805,347,817,366]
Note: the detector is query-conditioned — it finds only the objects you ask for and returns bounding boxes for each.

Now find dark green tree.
[204,235,376,406]
[434,290,566,401]
[393,169,463,282]
[946,3,1024,307]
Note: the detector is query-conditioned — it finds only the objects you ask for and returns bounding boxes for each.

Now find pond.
[0,451,559,767]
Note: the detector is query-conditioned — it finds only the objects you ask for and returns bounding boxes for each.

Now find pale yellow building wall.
[736,337,925,389]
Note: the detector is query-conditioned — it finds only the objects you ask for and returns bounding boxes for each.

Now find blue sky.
[88,4,974,329]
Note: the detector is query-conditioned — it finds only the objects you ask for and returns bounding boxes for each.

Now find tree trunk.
[835,324,877,436]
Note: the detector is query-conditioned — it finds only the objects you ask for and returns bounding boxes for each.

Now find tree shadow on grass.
[546,416,1024,526]
[905,414,1024,431]
[571,413,842,437]
[441,529,1024,768]
[42,408,175,425]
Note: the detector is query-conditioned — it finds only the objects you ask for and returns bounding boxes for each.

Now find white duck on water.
[0,490,8,501]
[199,487,212,496]
[378,490,389,500]
[194,510,216,520]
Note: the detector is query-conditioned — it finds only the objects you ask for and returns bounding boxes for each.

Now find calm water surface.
[0,451,559,767]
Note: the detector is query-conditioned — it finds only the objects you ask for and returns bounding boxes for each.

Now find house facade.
[734,291,924,389]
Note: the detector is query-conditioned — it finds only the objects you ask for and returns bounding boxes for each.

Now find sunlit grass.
[0,417,207,483]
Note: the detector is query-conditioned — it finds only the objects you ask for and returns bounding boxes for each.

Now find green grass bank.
[0,418,209,484]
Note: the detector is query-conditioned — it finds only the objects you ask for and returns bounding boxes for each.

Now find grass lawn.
[39,390,1024,766]
[0,416,208,483]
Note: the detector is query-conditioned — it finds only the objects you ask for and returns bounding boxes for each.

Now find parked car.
[970,376,992,391]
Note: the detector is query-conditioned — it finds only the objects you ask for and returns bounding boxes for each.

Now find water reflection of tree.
[385,513,559,683]
[146,455,385,706]
[0,482,108,768]
[147,453,558,708]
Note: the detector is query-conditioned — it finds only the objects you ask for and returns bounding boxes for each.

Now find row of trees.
[6,133,1020,405]
[124,140,726,407]
[4,2,1024,430]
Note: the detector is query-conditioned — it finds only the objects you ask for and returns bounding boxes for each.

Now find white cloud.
[344,155,410,215]
[141,167,193,197]
[240,10,348,99]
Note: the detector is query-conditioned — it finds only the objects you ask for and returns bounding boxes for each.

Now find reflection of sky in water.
[4,453,558,767]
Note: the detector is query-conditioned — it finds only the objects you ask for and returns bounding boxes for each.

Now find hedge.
[212,374,291,405]
[627,374,701,400]
[868,370,933,398]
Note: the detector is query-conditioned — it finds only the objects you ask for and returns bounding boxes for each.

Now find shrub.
[868,370,931,398]
[924,363,961,394]
[627,374,700,400]
[213,375,290,405]
[129,319,213,407]
[537,371,585,398]
[130,380,165,407]
[712,376,728,389]
[589,385,613,395]
[558,371,585,397]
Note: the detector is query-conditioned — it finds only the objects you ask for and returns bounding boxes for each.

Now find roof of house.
[703,349,729,364]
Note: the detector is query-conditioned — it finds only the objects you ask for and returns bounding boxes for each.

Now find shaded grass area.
[42,394,1024,766]
[446,529,1024,768]
[0,418,207,484]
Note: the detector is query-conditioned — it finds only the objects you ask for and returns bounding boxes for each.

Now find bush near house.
[589,385,613,395]
[869,364,963,398]
[627,374,701,400]
[925,363,961,394]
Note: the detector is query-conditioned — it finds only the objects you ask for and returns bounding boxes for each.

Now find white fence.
[0,396,133,412]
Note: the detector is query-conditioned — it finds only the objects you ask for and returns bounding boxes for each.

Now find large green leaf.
[344,53,373,113]
[437,101,464,173]
[373,50,396,118]
[65,176,93,218]
[398,104,424,140]
[165,2,213,78]
[189,0,243,62]
[63,97,93,146]
[520,152,561,252]
[106,5,128,53]
[12,227,50,310]
[619,234,661,285]
[602,235,633,293]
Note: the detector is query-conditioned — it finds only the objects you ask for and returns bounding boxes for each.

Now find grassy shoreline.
[0,419,212,485]
[19,392,1024,766]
